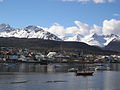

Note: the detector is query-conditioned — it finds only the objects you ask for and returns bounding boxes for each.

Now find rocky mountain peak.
[0,23,14,32]
[24,25,44,32]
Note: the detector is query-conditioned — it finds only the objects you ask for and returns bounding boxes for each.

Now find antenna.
[60,41,62,53]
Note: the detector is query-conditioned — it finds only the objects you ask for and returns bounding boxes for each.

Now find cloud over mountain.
[45,20,102,36]
[45,19,120,37]
[103,19,120,35]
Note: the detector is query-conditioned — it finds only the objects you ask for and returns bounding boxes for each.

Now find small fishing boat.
[95,65,110,71]
[95,62,111,71]
[74,58,94,76]
[75,71,94,76]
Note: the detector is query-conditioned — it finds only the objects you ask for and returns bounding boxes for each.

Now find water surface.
[0,63,120,90]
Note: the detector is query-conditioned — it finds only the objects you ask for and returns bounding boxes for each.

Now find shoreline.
[0,61,120,64]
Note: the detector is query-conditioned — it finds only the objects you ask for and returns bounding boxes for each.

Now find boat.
[95,65,111,71]
[75,64,94,76]
[75,71,94,76]
[95,62,111,71]
[74,54,94,76]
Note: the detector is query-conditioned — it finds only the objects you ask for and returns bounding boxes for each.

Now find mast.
[60,41,63,63]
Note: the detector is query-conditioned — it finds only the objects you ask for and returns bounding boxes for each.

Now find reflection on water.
[0,63,69,72]
[0,63,120,90]
[0,63,120,72]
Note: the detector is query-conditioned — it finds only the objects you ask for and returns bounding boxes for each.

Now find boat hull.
[75,71,94,76]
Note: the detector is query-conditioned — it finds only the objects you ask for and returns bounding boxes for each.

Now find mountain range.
[0,23,120,52]
[62,33,120,47]
[0,24,61,41]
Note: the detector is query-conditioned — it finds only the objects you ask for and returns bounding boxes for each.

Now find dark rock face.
[105,38,120,52]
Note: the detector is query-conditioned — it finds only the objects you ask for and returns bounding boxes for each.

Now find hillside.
[105,38,120,52]
[0,37,118,55]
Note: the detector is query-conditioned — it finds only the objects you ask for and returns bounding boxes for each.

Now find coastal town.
[0,47,120,64]
[0,0,120,90]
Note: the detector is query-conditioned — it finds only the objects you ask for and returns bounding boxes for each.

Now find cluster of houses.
[0,47,120,63]
[0,47,70,63]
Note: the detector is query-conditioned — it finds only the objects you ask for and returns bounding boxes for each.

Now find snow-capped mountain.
[61,34,84,41]
[81,33,106,47]
[81,33,119,47]
[0,24,61,41]
[0,23,119,47]
[60,33,120,47]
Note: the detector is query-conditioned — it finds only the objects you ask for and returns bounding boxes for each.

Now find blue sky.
[0,0,120,28]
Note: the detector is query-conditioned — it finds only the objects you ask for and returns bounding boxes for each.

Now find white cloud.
[45,21,90,36]
[90,24,102,34]
[65,26,79,34]
[74,21,90,35]
[113,13,120,17]
[102,19,120,35]
[62,0,115,3]
[44,19,120,38]
[62,0,90,2]
[0,0,4,2]
[44,23,65,36]
[93,0,115,3]
[45,21,103,37]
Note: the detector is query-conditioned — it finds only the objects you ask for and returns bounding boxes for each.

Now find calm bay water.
[0,63,120,90]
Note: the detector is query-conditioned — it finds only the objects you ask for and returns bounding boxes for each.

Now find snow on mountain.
[81,33,119,47]
[60,33,120,47]
[104,34,119,45]
[105,36,120,52]
[60,34,84,41]
[0,24,61,41]
[0,23,119,47]
[81,33,106,47]
[111,36,120,42]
